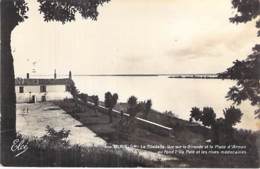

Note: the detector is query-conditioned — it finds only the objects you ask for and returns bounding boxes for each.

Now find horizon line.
[19,73,219,77]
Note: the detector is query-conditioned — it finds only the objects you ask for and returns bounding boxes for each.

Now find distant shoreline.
[28,73,220,78]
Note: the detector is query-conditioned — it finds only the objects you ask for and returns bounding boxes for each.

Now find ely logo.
[11,138,29,157]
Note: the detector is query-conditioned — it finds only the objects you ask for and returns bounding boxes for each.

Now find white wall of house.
[45,85,67,92]
[15,85,72,103]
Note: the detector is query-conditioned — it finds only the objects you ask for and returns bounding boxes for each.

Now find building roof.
[15,78,73,86]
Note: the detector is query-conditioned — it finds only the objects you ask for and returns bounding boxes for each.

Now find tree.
[127,96,137,107]
[78,93,88,103]
[223,106,243,126]
[219,0,260,118]
[200,107,216,127]
[91,95,99,114]
[164,110,177,118]
[127,96,138,118]
[125,96,143,137]
[190,107,202,122]
[190,107,216,127]
[104,92,118,123]
[213,107,243,144]
[229,0,260,28]
[127,96,144,118]
[143,99,152,119]
[67,80,81,109]
[1,0,110,165]
[190,106,243,144]
[211,117,226,144]
[78,93,88,112]
[219,45,260,117]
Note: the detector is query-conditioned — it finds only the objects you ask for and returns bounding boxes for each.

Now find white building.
[15,72,73,103]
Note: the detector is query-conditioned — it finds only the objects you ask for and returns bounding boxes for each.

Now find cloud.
[12,0,260,75]
[166,23,258,61]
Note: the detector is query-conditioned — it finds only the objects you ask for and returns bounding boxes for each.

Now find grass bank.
[9,133,157,167]
[54,98,259,167]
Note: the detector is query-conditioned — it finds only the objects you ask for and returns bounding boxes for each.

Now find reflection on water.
[71,76,258,130]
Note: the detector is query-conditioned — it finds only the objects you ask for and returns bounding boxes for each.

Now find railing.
[82,100,173,136]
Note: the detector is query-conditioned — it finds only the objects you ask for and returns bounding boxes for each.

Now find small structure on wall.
[15,71,73,103]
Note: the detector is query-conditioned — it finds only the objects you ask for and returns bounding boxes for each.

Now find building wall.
[15,85,66,93]
[15,85,72,103]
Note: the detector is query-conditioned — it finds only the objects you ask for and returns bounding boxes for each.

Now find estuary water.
[71,76,259,131]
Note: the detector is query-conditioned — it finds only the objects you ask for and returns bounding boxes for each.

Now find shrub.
[105,92,118,123]
[41,125,70,147]
[67,80,80,99]
[223,106,243,126]
[12,127,154,167]
[201,107,216,127]
[127,96,144,118]
[91,95,99,107]
[190,107,201,121]
[190,107,216,127]
[143,99,152,118]
[164,110,178,118]
[78,93,88,103]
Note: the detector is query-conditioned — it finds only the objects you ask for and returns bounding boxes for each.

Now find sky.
[12,0,259,77]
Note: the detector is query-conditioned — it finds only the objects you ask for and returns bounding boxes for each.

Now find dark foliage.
[127,96,142,117]
[104,92,118,123]
[12,128,152,167]
[91,95,99,107]
[223,106,243,126]
[190,107,202,121]
[2,0,29,29]
[118,96,144,138]
[200,107,216,127]
[219,46,260,118]
[127,96,138,108]
[143,99,152,118]
[105,92,118,108]
[163,110,178,118]
[189,106,245,144]
[38,0,110,23]
[61,98,82,114]
[56,99,258,167]
[41,125,71,147]
[219,45,260,107]
[230,0,260,33]
[127,96,144,118]
[78,93,88,103]
[190,106,242,128]
[218,0,260,118]
[67,80,80,99]
[91,95,99,114]
[190,107,216,127]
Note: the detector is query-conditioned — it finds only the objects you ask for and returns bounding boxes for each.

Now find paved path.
[17,102,105,146]
[16,102,185,165]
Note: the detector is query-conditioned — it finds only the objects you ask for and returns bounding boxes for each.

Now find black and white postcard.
[1,0,260,167]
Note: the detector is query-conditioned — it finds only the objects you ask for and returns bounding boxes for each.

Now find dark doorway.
[41,95,46,102]
[30,95,36,103]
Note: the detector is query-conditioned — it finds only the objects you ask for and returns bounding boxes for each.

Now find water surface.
[71,76,259,131]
